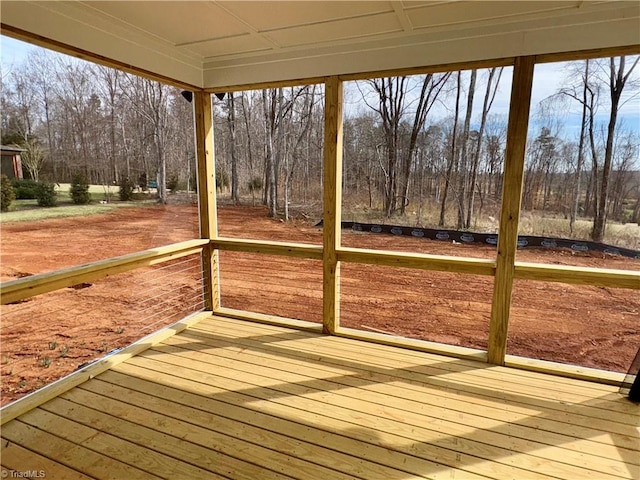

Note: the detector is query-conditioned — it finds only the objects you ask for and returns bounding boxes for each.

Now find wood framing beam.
[338,247,495,276]
[212,238,323,260]
[194,91,220,311]
[514,262,640,290]
[322,76,344,335]
[487,56,535,366]
[335,327,487,362]
[0,239,208,305]
[214,307,324,334]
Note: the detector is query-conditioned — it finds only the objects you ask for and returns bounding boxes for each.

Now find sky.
[0,35,35,74]
[2,34,639,140]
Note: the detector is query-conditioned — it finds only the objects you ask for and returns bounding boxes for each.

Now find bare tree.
[591,55,639,241]
[465,67,503,228]
[361,73,450,218]
[21,137,46,181]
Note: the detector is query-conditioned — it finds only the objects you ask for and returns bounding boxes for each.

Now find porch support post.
[487,56,535,365]
[194,91,220,311]
[322,76,344,334]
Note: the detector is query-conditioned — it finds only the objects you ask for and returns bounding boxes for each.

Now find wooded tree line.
[1,50,195,204]
[1,48,638,241]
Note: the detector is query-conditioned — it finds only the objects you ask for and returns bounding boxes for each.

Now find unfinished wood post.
[322,76,344,334]
[487,56,535,365]
[194,91,220,311]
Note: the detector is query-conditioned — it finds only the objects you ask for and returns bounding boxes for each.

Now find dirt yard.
[1,204,638,405]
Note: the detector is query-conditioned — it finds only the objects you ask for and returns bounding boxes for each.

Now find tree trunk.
[591,56,638,241]
[457,69,476,229]
[228,94,239,204]
[466,67,501,228]
[570,60,589,235]
[439,72,462,226]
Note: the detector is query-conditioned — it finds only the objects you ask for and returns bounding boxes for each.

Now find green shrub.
[69,173,91,205]
[35,182,57,207]
[11,179,40,199]
[118,176,135,201]
[1,174,16,212]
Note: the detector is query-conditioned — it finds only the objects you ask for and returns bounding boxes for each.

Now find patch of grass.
[39,356,52,368]
[57,183,118,195]
[0,199,155,223]
[0,182,158,223]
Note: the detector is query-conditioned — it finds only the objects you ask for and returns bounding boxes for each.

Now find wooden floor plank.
[193,319,636,418]
[21,403,232,480]
[1,442,92,480]
[37,396,299,480]
[198,318,629,407]
[218,318,623,398]
[180,325,639,435]
[1,420,160,479]
[52,390,394,480]
[90,371,467,480]
[158,328,639,435]
[144,341,632,480]
[69,380,429,480]
[202,317,619,393]
[124,351,627,480]
[113,360,506,480]
[161,329,639,464]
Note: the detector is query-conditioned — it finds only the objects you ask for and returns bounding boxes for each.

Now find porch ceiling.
[1,1,640,89]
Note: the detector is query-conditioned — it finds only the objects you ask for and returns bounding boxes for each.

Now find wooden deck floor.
[2,315,638,479]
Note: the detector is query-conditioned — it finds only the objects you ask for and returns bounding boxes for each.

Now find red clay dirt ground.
[1,203,638,405]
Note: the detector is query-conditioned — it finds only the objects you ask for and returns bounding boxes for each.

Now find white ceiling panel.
[406,1,578,29]
[180,34,271,58]
[218,1,394,32]
[85,1,249,44]
[264,12,403,48]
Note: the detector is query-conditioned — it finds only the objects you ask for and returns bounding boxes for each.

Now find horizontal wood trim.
[0,24,202,91]
[504,355,626,386]
[212,237,323,260]
[337,247,496,276]
[213,307,324,334]
[0,239,209,305]
[514,262,640,290]
[535,44,640,64]
[0,311,211,425]
[203,46,640,93]
[338,57,515,82]
[204,76,326,94]
[335,326,488,362]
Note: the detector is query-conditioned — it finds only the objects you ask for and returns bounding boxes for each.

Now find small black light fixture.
[181,91,226,102]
